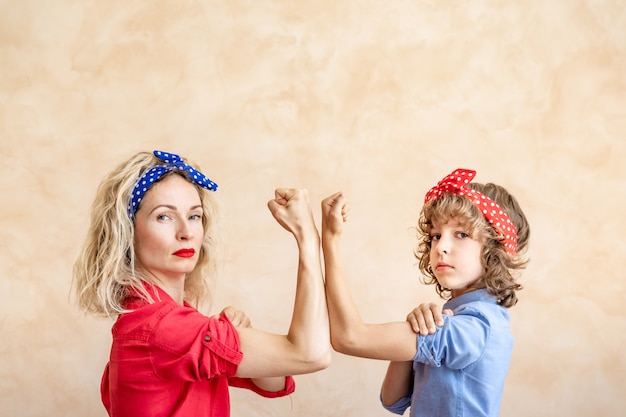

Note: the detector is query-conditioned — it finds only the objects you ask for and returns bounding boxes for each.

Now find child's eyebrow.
[432,219,466,228]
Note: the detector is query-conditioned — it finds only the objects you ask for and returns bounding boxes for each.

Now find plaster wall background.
[1,1,625,416]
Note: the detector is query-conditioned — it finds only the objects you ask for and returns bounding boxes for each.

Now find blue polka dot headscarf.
[127,150,218,220]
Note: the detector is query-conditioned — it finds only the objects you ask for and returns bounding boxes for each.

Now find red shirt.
[101,283,295,417]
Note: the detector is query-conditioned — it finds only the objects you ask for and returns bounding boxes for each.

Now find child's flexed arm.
[321,192,417,361]
[320,193,358,350]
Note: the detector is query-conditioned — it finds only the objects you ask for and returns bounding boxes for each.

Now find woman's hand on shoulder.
[215,306,251,329]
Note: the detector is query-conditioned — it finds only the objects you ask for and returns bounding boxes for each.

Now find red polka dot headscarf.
[424,169,518,255]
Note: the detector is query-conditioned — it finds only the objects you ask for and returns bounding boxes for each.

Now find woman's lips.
[173,248,195,258]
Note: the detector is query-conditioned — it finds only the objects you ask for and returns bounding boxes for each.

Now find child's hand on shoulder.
[406,303,454,336]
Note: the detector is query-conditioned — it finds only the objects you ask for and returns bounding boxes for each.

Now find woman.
[73,150,330,417]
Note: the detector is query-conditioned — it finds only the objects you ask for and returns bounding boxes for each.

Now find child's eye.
[429,233,441,241]
[456,231,470,239]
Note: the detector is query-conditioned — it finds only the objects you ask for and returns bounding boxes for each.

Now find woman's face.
[133,174,204,282]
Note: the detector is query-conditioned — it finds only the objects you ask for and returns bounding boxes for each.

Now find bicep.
[339,321,418,361]
[234,327,318,378]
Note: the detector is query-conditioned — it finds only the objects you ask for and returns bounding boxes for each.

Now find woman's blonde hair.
[72,151,221,317]
[415,182,530,308]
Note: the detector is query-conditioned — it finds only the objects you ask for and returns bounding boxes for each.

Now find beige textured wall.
[1,1,625,416]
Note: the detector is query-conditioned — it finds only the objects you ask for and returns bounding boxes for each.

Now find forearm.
[380,360,413,406]
[235,230,329,378]
[286,230,330,366]
[322,237,368,353]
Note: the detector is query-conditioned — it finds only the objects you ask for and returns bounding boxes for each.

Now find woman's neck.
[141,272,186,305]
[158,281,185,304]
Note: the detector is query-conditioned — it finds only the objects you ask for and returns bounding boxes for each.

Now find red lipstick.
[173,248,195,258]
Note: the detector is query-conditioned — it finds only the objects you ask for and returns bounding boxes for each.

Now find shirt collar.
[124,280,189,309]
[443,288,497,311]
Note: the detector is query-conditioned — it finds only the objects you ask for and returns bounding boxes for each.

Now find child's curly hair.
[415,182,530,308]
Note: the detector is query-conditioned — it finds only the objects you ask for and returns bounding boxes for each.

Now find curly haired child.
[321,168,530,417]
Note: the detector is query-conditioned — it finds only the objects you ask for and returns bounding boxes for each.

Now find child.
[321,168,530,417]
[73,150,330,417]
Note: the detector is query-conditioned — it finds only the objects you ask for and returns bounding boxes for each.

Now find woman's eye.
[156,214,169,221]
[189,214,202,221]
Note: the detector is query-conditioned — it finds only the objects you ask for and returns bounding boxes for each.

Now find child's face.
[133,174,205,282]
[429,217,483,298]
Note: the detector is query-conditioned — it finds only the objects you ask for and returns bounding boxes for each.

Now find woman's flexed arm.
[235,188,331,378]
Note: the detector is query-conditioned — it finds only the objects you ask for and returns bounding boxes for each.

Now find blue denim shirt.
[382,289,513,417]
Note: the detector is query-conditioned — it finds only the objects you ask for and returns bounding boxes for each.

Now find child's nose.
[436,234,452,254]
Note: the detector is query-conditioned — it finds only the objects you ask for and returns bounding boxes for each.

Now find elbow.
[315,350,332,371]
[330,330,359,355]
[300,348,332,372]
[313,342,333,370]
[285,334,332,373]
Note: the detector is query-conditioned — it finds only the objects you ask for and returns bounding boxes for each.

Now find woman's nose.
[177,220,193,240]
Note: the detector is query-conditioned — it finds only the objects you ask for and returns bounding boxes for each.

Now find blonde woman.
[73,150,330,417]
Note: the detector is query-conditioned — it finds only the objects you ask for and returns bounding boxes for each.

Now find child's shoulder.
[453,299,510,328]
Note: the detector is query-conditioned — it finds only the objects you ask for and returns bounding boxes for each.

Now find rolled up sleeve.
[228,376,296,398]
[150,306,244,381]
[415,309,490,370]
[380,391,412,415]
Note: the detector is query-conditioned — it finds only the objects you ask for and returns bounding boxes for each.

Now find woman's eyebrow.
[149,204,177,214]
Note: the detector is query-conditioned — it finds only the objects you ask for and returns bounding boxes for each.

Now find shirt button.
[204,335,211,342]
